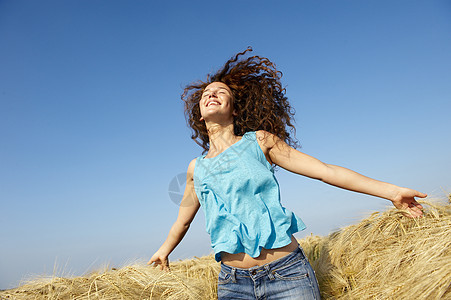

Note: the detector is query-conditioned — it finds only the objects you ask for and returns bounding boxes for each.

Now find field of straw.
[2,198,450,299]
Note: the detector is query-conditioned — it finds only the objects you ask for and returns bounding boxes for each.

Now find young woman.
[148,48,426,299]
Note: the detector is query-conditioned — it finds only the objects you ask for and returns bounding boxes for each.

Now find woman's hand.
[148,250,170,271]
[391,188,427,218]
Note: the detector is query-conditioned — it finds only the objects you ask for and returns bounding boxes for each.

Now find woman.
[148,48,426,299]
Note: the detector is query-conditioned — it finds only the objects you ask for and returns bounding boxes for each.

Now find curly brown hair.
[182,47,298,153]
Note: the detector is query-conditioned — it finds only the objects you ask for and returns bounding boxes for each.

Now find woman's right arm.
[147,158,200,270]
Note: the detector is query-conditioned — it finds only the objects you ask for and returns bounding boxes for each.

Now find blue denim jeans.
[217,246,321,299]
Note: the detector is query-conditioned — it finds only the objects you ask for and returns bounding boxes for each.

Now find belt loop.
[299,245,307,260]
[265,265,275,280]
[231,267,237,283]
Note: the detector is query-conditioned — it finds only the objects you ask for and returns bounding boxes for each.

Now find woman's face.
[199,82,235,123]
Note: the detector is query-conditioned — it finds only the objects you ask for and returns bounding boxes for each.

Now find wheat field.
[1,197,450,299]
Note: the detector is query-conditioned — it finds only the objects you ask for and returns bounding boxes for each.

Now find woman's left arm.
[257,131,427,217]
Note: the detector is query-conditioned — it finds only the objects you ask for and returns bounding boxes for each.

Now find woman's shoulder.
[187,158,198,175]
[254,130,277,147]
[242,130,268,140]
[254,130,267,139]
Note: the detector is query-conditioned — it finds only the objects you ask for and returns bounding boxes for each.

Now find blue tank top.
[193,131,306,262]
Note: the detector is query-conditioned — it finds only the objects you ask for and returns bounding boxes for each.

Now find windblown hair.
[182,47,298,153]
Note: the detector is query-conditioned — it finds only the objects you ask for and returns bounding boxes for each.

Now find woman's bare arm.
[148,158,200,270]
[256,130,426,217]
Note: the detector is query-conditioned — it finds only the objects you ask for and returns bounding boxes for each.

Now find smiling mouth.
[206,100,220,107]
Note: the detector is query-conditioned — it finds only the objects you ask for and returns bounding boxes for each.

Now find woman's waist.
[220,236,299,268]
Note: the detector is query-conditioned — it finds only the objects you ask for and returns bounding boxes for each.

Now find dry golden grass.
[301,198,451,299]
[2,198,450,299]
[0,255,220,300]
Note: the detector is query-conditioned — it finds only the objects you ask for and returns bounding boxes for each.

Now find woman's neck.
[207,124,239,153]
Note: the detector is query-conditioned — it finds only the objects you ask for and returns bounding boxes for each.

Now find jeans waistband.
[220,245,306,279]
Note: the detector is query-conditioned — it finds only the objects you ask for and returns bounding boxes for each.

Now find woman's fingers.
[416,191,428,198]
[148,257,170,271]
[408,205,423,218]
[402,199,424,218]
[409,192,426,217]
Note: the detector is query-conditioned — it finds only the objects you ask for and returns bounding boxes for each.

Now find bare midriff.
[220,235,299,269]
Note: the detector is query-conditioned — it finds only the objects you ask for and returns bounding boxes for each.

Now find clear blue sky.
[1,0,450,290]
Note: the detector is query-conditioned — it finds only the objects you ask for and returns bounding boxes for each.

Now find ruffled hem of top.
[213,227,305,262]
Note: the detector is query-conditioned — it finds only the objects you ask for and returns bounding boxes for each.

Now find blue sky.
[1,0,450,290]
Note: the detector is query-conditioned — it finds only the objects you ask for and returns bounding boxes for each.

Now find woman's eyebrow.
[203,87,229,93]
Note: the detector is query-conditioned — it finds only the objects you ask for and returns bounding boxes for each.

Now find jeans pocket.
[272,258,309,281]
[218,269,233,285]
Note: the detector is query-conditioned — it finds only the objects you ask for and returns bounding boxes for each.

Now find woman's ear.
[200,116,204,121]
